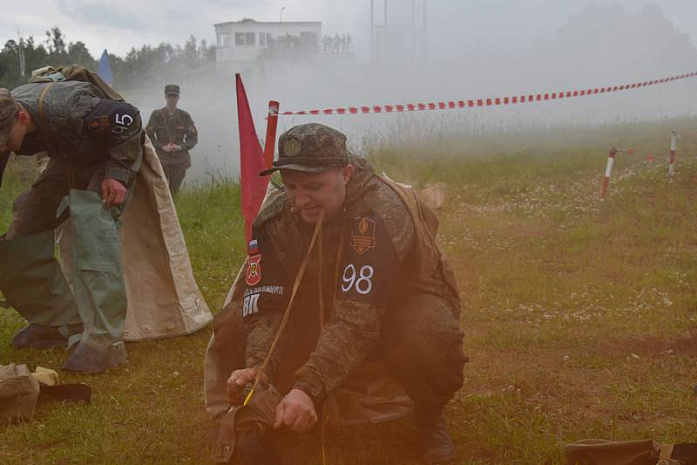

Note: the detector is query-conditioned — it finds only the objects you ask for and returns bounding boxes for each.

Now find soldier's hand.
[101,178,127,209]
[274,388,318,433]
[226,368,267,405]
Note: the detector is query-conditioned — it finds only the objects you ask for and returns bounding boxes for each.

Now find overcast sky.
[1,1,697,59]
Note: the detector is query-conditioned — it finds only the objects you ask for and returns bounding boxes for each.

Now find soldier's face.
[282,165,354,224]
[0,116,28,156]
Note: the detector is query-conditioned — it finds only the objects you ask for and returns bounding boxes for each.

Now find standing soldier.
[205,123,467,464]
[146,84,198,195]
[0,68,142,374]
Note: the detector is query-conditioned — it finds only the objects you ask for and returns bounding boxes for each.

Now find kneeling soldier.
[205,123,467,464]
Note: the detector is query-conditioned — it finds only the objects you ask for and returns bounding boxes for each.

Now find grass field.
[0,117,696,464]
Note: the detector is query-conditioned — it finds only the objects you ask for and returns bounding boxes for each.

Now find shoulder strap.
[37,82,55,126]
[160,109,174,143]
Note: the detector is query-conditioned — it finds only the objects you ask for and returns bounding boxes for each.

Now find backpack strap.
[160,108,174,144]
[37,82,55,126]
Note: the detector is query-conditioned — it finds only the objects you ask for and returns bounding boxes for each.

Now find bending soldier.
[146,84,198,195]
[205,123,467,464]
[0,70,143,374]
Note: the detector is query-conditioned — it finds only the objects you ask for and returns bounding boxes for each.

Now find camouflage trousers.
[159,161,187,195]
[204,293,467,424]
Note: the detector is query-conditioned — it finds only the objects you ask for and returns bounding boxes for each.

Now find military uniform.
[0,76,142,373]
[206,124,466,464]
[6,81,142,236]
[145,85,197,194]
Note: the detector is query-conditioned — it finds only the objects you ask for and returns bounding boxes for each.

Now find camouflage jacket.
[235,156,460,403]
[12,81,143,185]
[145,108,197,167]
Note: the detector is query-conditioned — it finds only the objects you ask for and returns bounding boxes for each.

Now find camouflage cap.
[0,88,19,145]
[260,123,349,176]
[164,84,180,96]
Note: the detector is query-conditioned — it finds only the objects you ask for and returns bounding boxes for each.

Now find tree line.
[0,27,215,91]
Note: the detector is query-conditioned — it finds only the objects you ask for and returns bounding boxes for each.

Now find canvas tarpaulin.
[57,189,126,348]
[0,364,39,426]
[58,136,212,340]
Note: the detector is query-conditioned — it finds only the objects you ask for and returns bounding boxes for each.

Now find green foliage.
[0,28,215,90]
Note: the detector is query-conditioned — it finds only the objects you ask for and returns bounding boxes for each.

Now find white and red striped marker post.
[600,147,618,199]
[668,129,677,177]
[599,148,632,199]
[264,100,280,169]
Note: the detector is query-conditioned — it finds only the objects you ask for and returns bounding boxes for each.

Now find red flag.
[236,73,270,243]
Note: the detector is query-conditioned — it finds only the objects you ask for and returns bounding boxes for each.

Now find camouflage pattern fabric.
[230,153,465,415]
[145,108,197,168]
[11,81,142,185]
[212,291,464,426]
[266,123,349,173]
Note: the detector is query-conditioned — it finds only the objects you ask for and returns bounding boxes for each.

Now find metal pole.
[384,0,388,26]
[370,0,375,63]
[411,0,416,64]
[280,6,285,22]
[423,0,428,62]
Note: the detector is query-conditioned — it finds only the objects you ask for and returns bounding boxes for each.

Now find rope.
[318,218,325,328]
[242,208,332,464]
[244,207,326,406]
[37,82,54,125]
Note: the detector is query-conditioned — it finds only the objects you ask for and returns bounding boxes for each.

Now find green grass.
[1,117,697,464]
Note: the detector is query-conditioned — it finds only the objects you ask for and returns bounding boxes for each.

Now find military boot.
[62,341,127,374]
[10,323,82,350]
[415,408,457,464]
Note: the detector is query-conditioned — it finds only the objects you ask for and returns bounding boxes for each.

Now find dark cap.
[0,88,19,146]
[164,84,180,96]
[260,123,349,176]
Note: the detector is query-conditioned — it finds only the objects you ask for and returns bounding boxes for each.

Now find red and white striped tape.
[281,71,697,116]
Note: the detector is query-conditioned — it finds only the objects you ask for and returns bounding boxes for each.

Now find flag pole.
[264,101,280,169]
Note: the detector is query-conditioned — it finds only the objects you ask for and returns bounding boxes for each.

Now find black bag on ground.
[565,439,697,465]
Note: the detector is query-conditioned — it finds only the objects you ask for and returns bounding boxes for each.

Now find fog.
[121,1,697,183]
